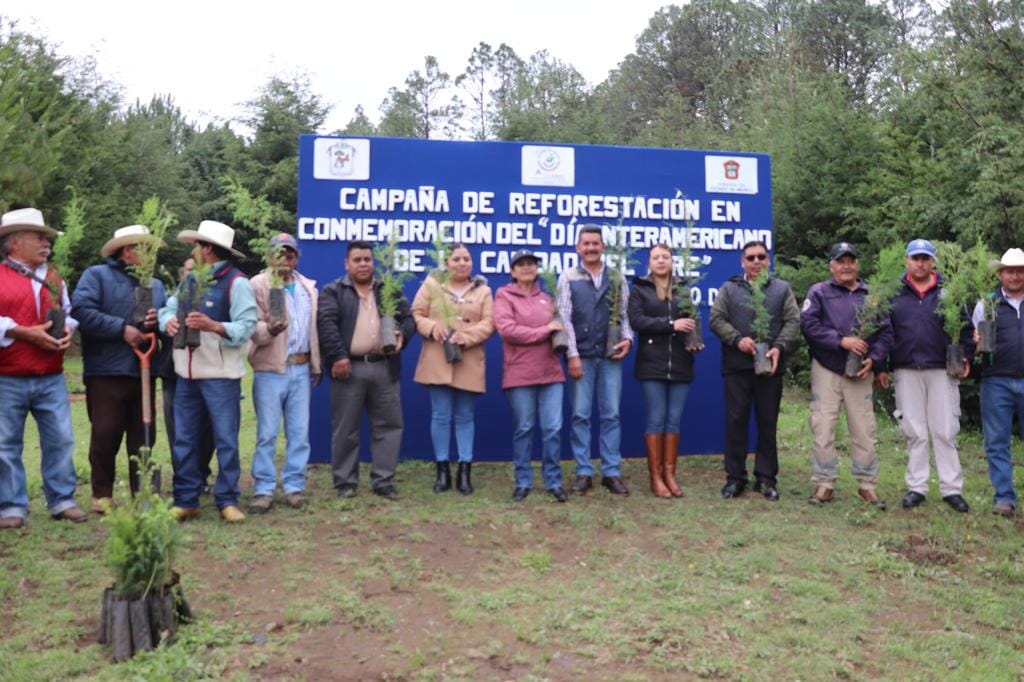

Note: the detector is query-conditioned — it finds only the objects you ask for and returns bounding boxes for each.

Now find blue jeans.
[172,377,241,510]
[506,383,564,490]
[0,374,78,518]
[568,357,623,477]
[981,376,1024,507]
[251,366,311,496]
[641,380,691,434]
[428,385,477,463]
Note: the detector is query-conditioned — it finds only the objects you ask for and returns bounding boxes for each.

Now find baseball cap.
[510,249,539,267]
[829,242,859,261]
[905,239,936,258]
[269,232,300,255]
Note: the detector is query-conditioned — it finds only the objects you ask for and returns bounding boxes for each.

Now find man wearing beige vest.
[159,221,256,522]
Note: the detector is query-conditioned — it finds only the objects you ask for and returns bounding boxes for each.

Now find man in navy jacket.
[801,243,892,509]
[875,239,970,513]
[72,225,166,513]
[972,248,1024,517]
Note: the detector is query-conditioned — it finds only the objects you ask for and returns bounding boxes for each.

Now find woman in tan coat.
[411,244,494,494]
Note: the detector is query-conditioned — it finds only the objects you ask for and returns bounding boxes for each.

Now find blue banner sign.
[297,136,772,463]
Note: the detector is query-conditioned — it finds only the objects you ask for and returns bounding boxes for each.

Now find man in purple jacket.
[800,243,893,509]
[875,239,970,513]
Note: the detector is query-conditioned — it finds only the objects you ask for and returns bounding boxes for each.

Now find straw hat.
[0,208,58,238]
[176,220,244,258]
[100,224,164,258]
[991,248,1024,271]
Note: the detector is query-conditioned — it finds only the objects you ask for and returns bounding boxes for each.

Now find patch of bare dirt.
[893,534,957,566]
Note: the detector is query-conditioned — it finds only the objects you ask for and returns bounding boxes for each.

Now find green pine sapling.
[540,264,570,353]
[934,241,971,341]
[103,447,178,601]
[222,176,286,288]
[374,227,412,318]
[747,267,772,343]
[853,244,904,340]
[673,239,705,351]
[49,186,87,289]
[604,231,634,328]
[127,196,174,286]
[426,225,457,330]
[672,241,702,319]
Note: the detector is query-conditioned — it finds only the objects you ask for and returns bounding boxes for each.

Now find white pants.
[894,368,963,497]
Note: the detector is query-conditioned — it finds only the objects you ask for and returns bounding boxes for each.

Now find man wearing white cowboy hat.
[0,207,85,528]
[972,247,1024,517]
[158,220,256,523]
[72,224,167,513]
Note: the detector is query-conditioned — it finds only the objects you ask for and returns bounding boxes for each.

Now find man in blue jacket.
[72,225,166,513]
[801,243,892,509]
[875,240,970,513]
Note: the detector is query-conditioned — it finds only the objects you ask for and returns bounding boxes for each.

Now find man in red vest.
[0,208,86,529]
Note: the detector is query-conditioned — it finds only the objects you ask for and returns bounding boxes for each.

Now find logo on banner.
[328,142,356,176]
[313,137,370,181]
[538,149,561,172]
[522,145,575,187]
[705,155,757,194]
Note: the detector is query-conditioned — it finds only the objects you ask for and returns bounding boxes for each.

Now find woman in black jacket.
[627,244,702,498]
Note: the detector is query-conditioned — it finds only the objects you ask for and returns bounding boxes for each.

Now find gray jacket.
[709,274,801,374]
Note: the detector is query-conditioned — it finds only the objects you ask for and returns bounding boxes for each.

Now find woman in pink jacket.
[493,249,567,502]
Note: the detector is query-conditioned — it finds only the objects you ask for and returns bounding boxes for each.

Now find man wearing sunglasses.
[709,240,801,500]
[875,239,971,513]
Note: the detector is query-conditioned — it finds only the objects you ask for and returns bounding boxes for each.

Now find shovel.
[132,332,161,493]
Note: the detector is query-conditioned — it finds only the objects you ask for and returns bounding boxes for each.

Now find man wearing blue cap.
[247,233,321,514]
[875,239,971,513]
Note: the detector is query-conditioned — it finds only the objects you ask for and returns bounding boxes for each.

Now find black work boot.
[433,461,452,493]
[456,462,474,495]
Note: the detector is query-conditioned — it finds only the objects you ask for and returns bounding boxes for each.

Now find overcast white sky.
[5,1,670,134]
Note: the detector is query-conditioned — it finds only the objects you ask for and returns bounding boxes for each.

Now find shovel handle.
[132,332,157,370]
[134,333,157,428]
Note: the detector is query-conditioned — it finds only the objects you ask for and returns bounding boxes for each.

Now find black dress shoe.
[336,485,357,499]
[601,476,629,495]
[373,485,398,499]
[512,487,530,501]
[721,481,746,499]
[433,461,452,493]
[571,475,593,495]
[901,491,926,508]
[752,480,779,500]
[549,487,568,503]
[456,462,473,495]
[943,494,969,513]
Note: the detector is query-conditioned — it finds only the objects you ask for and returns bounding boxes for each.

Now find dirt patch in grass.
[893,534,958,566]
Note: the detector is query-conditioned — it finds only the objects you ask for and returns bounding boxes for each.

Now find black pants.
[85,375,155,498]
[723,370,783,486]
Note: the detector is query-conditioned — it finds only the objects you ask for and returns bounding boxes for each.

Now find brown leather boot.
[645,433,672,498]
[662,432,684,498]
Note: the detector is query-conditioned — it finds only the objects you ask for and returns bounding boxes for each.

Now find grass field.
[2,362,1024,680]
